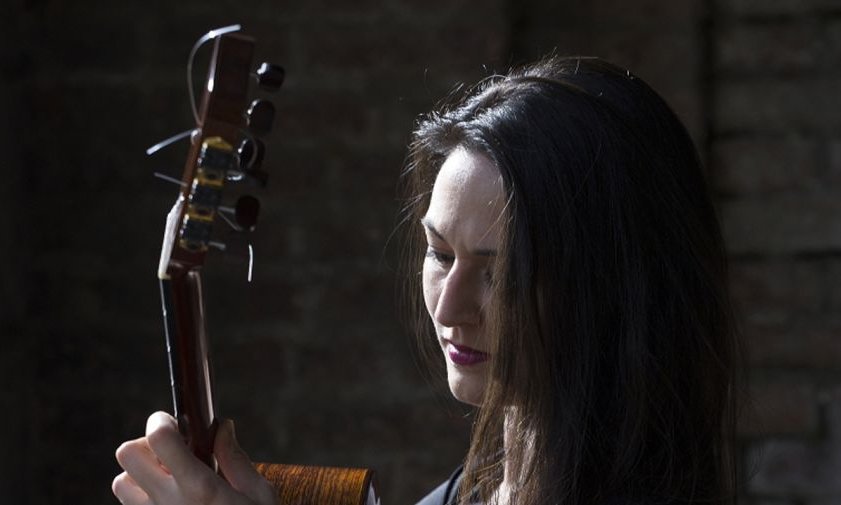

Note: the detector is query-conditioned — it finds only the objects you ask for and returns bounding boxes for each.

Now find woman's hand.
[112,412,277,505]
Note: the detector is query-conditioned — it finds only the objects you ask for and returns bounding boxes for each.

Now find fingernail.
[223,419,236,441]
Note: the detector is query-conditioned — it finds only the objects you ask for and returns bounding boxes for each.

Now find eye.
[425,248,454,267]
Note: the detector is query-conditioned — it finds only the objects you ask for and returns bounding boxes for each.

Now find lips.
[446,340,489,366]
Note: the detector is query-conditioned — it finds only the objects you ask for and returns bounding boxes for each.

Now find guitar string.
[187,24,242,124]
[149,24,256,283]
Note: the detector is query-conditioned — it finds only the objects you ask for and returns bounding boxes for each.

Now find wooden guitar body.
[157,28,379,505]
[256,464,378,505]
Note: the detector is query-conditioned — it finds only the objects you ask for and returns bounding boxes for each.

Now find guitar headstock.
[158,30,284,280]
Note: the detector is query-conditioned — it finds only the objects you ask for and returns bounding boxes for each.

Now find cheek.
[421,259,440,318]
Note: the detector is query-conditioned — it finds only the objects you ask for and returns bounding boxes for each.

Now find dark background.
[3,0,841,503]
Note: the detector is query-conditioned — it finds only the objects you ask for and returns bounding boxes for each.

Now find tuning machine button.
[255,63,285,92]
[246,99,275,137]
[236,138,269,187]
[238,138,264,170]
[219,195,260,232]
[235,195,260,231]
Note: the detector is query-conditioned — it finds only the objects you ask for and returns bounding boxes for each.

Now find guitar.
[156,27,379,505]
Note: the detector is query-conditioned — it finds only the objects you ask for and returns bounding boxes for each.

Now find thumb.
[215,419,276,505]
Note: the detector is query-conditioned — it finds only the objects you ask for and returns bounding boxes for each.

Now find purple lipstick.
[447,341,489,366]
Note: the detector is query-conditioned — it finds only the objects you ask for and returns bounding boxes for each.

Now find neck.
[494,410,518,505]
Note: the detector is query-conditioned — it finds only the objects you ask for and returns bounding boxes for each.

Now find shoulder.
[415,465,464,505]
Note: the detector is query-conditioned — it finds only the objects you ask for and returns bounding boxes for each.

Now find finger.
[145,412,221,500]
[144,412,201,480]
[112,472,153,505]
[216,419,276,505]
[116,436,173,501]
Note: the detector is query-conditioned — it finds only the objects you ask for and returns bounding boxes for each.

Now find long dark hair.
[400,57,739,505]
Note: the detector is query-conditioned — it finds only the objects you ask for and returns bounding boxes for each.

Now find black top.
[414,467,642,505]
[415,465,464,505]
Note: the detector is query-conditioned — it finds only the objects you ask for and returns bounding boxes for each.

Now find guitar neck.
[160,273,383,504]
[151,28,380,504]
[160,271,217,468]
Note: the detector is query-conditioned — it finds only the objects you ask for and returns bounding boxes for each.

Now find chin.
[446,363,487,407]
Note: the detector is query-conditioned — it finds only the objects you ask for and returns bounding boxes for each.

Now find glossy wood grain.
[255,463,378,505]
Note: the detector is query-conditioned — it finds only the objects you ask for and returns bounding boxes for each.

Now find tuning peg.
[255,63,285,92]
[246,99,275,137]
[237,138,265,170]
[235,195,260,230]
[235,139,269,187]
[219,195,260,231]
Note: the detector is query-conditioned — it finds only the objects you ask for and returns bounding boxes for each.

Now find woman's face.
[422,147,505,406]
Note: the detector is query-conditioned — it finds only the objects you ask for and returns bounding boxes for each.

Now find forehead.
[429,147,503,212]
[424,147,505,241]
[434,147,500,193]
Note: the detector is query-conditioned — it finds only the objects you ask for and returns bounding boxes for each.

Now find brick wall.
[0,5,31,503]
[0,6,26,324]
[713,0,841,503]
[3,0,839,504]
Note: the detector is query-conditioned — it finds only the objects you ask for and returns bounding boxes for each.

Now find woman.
[404,56,738,505]
[113,56,739,505]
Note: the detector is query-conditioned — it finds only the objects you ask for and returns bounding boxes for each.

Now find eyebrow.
[420,217,498,257]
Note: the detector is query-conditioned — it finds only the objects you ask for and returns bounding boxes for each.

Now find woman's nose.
[433,263,482,328]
